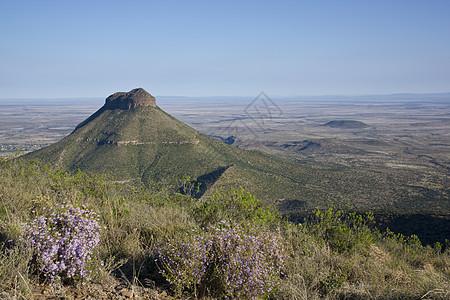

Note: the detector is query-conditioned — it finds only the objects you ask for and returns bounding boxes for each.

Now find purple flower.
[156,222,285,298]
[20,204,102,285]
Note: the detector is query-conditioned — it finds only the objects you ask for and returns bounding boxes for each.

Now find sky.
[1,0,449,98]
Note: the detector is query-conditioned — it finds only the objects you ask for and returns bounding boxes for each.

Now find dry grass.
[1,158,449,299]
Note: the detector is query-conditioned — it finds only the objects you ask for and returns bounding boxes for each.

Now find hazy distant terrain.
[164,95,450,193]
[0,98,103,155]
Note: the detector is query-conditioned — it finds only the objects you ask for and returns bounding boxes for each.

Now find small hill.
[322,120,369,129]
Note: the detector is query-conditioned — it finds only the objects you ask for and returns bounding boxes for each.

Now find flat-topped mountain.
[22,88,314,204]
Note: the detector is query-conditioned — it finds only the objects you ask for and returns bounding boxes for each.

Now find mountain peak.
[105,88,156,110]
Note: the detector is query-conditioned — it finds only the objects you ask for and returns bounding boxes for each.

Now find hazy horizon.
[1,91,450,103]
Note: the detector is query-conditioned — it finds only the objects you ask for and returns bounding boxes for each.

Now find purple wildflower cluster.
[156,228,211,292]
[20,204,102,284]
[211,222,285,299]
[0,220,6,231]
[156,221,285,299]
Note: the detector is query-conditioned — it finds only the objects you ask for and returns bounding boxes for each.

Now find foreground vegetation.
[0,158,449,299]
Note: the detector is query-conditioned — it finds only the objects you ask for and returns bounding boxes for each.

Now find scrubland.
[0,158,449,299]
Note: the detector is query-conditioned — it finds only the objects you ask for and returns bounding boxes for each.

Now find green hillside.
[21,89,318,206]
[22,89,450,215]
[1,158,449,299]
[22,89,311,205]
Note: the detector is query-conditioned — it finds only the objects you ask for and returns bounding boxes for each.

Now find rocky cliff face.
[104,88,156,110]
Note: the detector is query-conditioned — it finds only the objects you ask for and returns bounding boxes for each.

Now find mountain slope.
[23,88,447,214]
[22,89,310,205]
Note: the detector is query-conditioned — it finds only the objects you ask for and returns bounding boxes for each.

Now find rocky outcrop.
[104,88,156,110]
[82,138,200,146]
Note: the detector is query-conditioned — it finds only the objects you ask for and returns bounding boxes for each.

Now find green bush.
[193,187,281,227]
[310,206,376,253]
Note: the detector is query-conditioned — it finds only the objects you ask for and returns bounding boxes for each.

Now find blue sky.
[1,0,449,98]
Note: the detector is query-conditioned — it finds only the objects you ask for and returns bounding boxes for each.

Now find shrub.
[310,206,376,253]
[210,222,285,299]
[155,227,211,295]
[156,221,285,299]
[20,204,102,284]
[194,187,281,227]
